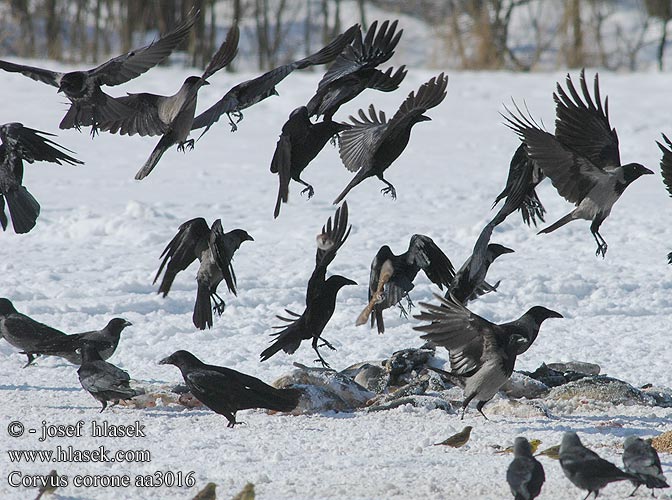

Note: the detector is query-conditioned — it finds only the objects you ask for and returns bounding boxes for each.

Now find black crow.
[159,350,301,428]
[656,133,672,263]
[559,431,635,499]
[191,24,358,134]
[306,20,407,121]
[0,298,68,367]
[77,343,139,412]
[503,70,653,257]
[413,294,562,419]
[153,218,253,330]
[271,106,350,218]
[0,122,83,233]
[355,234,454,334]
[333,73,448,204]
[23,318,132,365]
[447,243,514,304]
[622,436,669,496]
[260,202,355,368]
[506,437,545,500]
[96,25,239,179]
[0,13,197,134]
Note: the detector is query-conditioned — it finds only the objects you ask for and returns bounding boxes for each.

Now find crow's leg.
[311,337,332,369]
[177,139,195,152]
[476,400,490,420]
[590,219,607,258]
[296,177,314,199]
[379,177,397,200]
[460,393,477,420]
[211,292,226,316]
[227,111,243,132]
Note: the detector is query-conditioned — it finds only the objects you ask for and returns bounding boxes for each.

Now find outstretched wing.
[338,105,388,173]
[0,59,62,88]
[0,123,83,165]
[368,65,407,91]
[384,72,448,136]
[657,133,672,197]
[209,219,237,295]
[406,234,455,290]
[96,92,167,137]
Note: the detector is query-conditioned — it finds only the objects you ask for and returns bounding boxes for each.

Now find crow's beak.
[346,278,357,286]
[158,356,171,365]
[501,246,515,254]
[124,320,133,327]
[246,234,254,242]
[643,167,654,175]
[548,310,564,319]
[203,80,210,86]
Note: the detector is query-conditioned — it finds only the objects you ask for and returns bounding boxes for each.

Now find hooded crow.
[503,70,653,257]
[506,437,545,500]
[159,350,301,427]
[559,431,635,499]
[355,234,454,334]
[96,25,239,179]
[191,24,358,134]
[0,13,197,134]
[154,217,253,330]
[306,20,407,121]
[0,122,82,233]
[271,106,351,218]
[447,243,514,304]
[414,294,562,419]
[333,73,448,204]
[656,133,672,263]
[622,436,669,496]
[77,343,139,412]
[260,202,355,368]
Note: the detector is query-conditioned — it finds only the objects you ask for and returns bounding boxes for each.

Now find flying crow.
[260,202,355,368]
[355,234,454,334]
[447,243,514,304]
[414,294,562,419]
[503,70,653,257]
[154,217,253,330]
[506,437,545,500]
[159,350,301,427]
[333,73,448,204]
[0,122,82,233]
[656,133,672,263]
[622,436,669,496]
[0,13,197,134]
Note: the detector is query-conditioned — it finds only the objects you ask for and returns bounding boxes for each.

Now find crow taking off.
[447,243,514,305]
[622,436,669,496]
[414,294,561,419]
[0,123,82,233]
[506,437,545,500]
[306,20,407,121]
[260,202,355,368]
[270,106,350,218]
[503,70,653,257]
[355,234,454,334]
[191,24,358,135]
[657,133,672,263]
[159,350,301,428]
[0,13,197,134]
[154,217,253,330]
[333,73,448,204]
[97,25,239,179]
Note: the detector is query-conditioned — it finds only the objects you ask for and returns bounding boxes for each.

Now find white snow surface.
[1,62,672,499]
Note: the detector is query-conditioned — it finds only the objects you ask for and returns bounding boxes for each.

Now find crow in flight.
[160,350,301,427]
[333,73,448,204]
[306,20,407,121]
[154,217,253,330]
[97,25,240,179]
[656,134,672,263]
[270,106,350,218]
[622,436,669,496]
[0,122,82,233]
[191,24,358,135]
[0,13,197,134]
[260,202,355,368]
[414,294,562,419]
[447,243,514,304]
[506,437,545,500]
[503,70,653,257]
[355,234,454,334]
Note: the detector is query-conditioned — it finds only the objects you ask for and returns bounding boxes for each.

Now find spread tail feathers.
[5,187,40,233]
[192,283,213,330]
[538,212,575,234]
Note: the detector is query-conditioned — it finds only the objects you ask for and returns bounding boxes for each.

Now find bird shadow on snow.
[539,414,669,437]
[0,383,80,392]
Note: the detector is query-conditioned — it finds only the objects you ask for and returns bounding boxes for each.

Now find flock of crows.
[0,11,671,499]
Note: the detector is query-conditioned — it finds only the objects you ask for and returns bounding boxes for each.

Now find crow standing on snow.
[153,217,253,330]
[0,13,197,134]
[190,24,358,135]
[270,106,350,218]
[506,437,545,500]
[260,202,355,368]
[656,134,672,263]
[305,20,407,121]
[0,122,83,233]
[77,343,140,412]
[559,431,635,498]
[414,294,562,419]
[622,436,669,496]
[96,25,240,179]
[503,70,653,257]
[447,243,514,305]
[159,350,301,428]
[355,234,454,334]
[333,73,448,204]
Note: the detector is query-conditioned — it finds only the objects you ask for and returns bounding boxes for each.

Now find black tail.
[157,271,177,297]
[333,171,365,205]
[135,135,172,180]
[0,195,8,230]
[295,24,358,69]
[538,212,574,235]
[192,284,213,330]
[5,186,40,234]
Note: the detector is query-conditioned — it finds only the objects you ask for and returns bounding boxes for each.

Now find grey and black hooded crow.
[153,218,253,330]
[260,202,355,368]
[0,122,82,233]
[503,70,653,257]
[333,73,448,204]
[160,350,301,427]
[622,436,669,496]
[413,294,562,419]
[0,13,197,134]
[355,234,454,334]
[447,243,514,305]
[506,437,545,500]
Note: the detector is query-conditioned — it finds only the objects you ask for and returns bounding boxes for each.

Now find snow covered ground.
[1,60,671,499]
